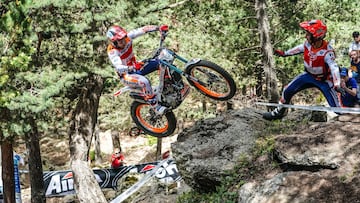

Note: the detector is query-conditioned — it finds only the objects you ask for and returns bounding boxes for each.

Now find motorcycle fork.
[157,65,171,102]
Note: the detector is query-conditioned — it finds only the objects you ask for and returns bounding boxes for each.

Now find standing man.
[263,19,344,120]
[349,50,360,103]
[349,31,360,56]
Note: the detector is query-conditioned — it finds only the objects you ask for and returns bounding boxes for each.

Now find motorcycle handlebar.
[154,25,169,58]
[159,32,167,48]
[158,25,169,48]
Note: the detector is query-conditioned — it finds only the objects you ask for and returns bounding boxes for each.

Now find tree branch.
[148,0,190,13]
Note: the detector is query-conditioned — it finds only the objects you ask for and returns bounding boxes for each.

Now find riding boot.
[262,106,287,121]
[147,96,167,115]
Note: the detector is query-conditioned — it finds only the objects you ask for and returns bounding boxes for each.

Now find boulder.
[172,107,360,202]
[171,108,266,192]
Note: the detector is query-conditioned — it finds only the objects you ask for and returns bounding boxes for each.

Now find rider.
[263,19,343,120]
[106,24,168,115]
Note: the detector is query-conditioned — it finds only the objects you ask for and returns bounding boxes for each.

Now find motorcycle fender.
[130,93,146,103]
[184,58,201,69]
[114,86,132,97]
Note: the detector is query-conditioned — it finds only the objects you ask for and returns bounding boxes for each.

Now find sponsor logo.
[45,172,104,196]
[63,172,73,179]
[141,165,156,173]
[140,161,180,182]
[45,174,74,196]
[155,162,178,179]
[43,160,181,197]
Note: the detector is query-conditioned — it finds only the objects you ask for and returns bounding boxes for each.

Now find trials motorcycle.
[115,26,236,137]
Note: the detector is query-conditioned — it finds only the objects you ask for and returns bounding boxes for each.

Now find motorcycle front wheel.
[130,101,177,137]
[185,60,236,101]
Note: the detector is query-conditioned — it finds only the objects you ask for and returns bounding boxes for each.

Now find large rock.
[172,107,360,202]
[239,172,360,203]
[238,115,360,202]
[171,108,266,192]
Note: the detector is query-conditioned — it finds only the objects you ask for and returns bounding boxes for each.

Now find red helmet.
[299,19,327,40]
[106,25,127,43]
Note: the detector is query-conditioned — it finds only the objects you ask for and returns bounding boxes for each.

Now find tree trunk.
[156,138,162,160]
[255,60,264,97]
[111,130,120,150]
[1,136,15,203]
[94,123,102,165]
[202,100,207,112]
[25,117,45,203]
[255,0,280,103]
[69,74,106,202]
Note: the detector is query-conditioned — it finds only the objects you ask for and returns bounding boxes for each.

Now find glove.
[159,25,169,32]
[274,49,285,57]
[335,86,346,97]
[133,62,144,70]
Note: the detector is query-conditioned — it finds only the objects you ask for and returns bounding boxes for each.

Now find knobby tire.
[130,101,177,137]
[185,60,236,101]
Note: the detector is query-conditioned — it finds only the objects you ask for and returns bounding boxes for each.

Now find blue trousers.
[134,59,159,75]
[121,59,160,98]
[281,72,341,107]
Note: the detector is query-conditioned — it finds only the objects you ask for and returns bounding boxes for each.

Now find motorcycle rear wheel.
[130,101,177,137]
[185,60,236,101]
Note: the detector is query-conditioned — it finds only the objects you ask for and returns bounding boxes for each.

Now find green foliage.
[263,119,298,135]
[146,135,157,146]
[0,0,34,105]
[0,0,37,138]
[254,136,275,156]
[5,0,360,201]
[171,0,257,91]
[2,0,360,148]
[30,0,360,139]
[89,150,95,161]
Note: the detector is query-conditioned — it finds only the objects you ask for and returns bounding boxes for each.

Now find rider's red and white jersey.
[284,40,340,87]
[107,25,159,75]
[107,37,135,72]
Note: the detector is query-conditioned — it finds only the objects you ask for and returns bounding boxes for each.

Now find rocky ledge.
[172,108,360,202]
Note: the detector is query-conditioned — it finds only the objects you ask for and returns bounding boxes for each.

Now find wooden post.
[111,130,121,150]
[156,138,162,160]
[94,124,102,164]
